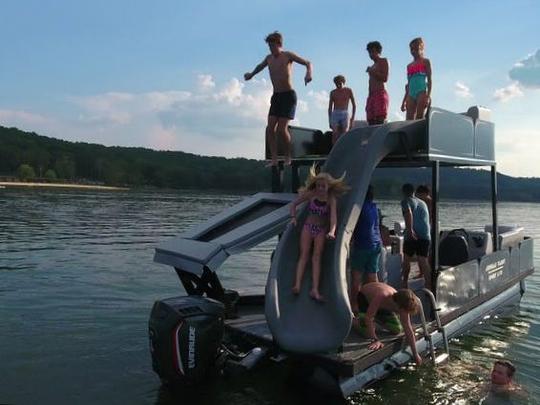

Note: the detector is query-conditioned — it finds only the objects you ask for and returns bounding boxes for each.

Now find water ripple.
[0,189,538,405]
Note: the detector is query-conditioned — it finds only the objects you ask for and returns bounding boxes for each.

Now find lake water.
[1,188,538,404]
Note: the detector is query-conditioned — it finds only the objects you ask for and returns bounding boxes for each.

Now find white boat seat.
[467,231,493,260]
[484,225,524,249]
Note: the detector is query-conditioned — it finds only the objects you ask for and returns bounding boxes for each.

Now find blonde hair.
[298,165,349,197]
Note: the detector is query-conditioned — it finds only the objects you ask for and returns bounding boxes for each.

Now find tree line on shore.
[0,126,267,191]
[1,125,539,202]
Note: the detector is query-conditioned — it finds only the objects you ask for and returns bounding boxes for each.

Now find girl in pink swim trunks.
[289,165,349,301]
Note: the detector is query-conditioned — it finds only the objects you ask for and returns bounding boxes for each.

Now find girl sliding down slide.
[289,166,349,301]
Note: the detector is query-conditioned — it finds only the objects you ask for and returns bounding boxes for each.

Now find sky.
[1,0,539,177]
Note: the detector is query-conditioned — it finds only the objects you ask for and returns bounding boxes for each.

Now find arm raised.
[287,51,312,85]
[244,57,268,81]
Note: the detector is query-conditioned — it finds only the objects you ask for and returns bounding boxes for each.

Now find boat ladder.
[416,288,450,365]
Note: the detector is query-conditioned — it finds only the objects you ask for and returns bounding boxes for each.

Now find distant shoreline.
[0,181,129,191]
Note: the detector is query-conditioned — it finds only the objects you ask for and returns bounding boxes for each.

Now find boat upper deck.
[269,106,495,168]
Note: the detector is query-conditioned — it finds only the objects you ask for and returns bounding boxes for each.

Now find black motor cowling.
[439,229,470,266]
[148,295,225,385]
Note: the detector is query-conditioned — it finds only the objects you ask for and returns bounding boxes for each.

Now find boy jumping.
[244,32,312,166]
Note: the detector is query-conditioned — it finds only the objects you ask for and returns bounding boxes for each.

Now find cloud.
[297,100,309,114]
[307,90,329,110]
[497,128,540,177]
[156,77,273,138]
[454,81,473,98]
[509,49,540,89]
[197,74,216,91]
[493,82,524,102]
[71,91,191,126]
[0,74,321,160]
[0,109,54,127]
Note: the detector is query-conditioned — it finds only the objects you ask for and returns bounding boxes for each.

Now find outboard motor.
[148,295,225,385]
[439,228,470,267]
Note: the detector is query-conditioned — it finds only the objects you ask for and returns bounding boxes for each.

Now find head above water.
[392,289,419,314]
[333,75,346,88]
[366,41,382,59]
[299,165,349,197]
[491,360,516,386]
[402,183,415,197]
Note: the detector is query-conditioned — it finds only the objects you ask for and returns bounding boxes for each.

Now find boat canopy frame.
[268,106,499,279]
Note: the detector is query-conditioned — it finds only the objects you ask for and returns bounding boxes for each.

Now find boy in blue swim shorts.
[349,185,382,313]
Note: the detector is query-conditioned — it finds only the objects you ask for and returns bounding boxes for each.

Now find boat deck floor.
[224,301,421,377]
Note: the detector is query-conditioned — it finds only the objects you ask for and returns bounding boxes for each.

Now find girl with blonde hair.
[289,166,349,301]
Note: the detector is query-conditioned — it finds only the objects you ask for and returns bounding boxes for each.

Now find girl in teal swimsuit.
[290,165,349,301]
[401,37,432,120]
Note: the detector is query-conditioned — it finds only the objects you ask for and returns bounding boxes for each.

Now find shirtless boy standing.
[352,282,422,365]
[244,32,312,166]
[365,41,389,125]
[328,75,356,145]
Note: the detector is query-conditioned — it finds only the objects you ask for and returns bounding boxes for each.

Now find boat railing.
[416,288,450,365]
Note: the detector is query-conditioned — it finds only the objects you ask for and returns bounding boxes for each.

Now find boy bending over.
[353,282,422,365]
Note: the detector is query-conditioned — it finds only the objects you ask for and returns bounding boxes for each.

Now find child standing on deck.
[401,37,432,120]
[244,31,312,166]
[290,166,349,301]
[349,185,383,313]
[328,75,356,144]
[365,41,389,125]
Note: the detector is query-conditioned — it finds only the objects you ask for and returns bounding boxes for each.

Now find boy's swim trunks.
[366,89,389,124]
[269,90,297,119]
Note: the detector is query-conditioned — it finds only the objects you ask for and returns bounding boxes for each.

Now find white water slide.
[265,120,426,353]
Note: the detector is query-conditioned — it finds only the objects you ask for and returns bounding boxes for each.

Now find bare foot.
[310,290,325,302]
[265,160,278,168]
[292,285,300,295]
[284,156,292,166]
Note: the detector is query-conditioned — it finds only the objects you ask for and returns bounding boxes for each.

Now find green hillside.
[1,125,539,201]
[0,126,267,191]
